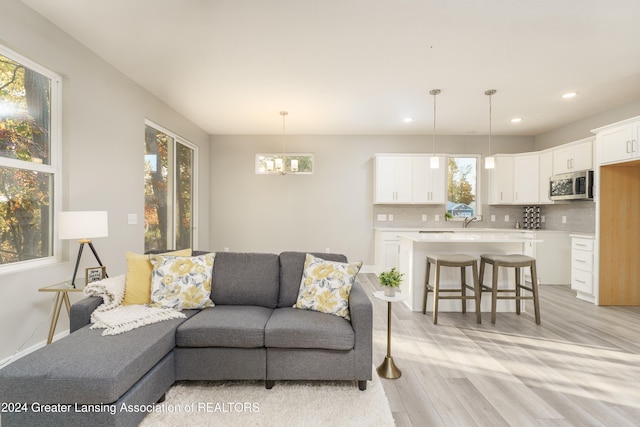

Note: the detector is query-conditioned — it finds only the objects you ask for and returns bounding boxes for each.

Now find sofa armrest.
[349,281,373,380]
[69,296,102,333]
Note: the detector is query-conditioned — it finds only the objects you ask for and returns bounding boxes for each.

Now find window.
[447,156,480,218]
[144,121,196,252]
[0,46,60,270]
[256,153,314,174]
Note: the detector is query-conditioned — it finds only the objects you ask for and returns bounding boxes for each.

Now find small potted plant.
[378,267,404,297]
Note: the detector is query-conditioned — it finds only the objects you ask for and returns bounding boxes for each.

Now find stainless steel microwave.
[549,170,594,201]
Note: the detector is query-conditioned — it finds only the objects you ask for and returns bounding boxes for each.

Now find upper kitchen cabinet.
[514,153,540,204]
[593,116,640,165]
[488,155,514,204]
[374,154,446,204]
[374,155,413,203]
[552,137,594,174]
[413,156,446,204]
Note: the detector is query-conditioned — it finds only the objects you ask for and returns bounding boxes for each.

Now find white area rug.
[139,374,394,426]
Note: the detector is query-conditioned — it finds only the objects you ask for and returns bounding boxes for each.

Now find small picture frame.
[86,266,107,284]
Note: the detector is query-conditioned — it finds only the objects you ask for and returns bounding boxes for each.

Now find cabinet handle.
[575,279,586,284]
[627,140,632,153]
[575,259,586,263]
[634,140,638,153]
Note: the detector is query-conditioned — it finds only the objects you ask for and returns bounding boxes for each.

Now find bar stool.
[478,254,541,325]
[422,254,481,324]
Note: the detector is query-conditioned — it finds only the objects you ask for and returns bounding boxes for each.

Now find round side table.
[373,290,407,379]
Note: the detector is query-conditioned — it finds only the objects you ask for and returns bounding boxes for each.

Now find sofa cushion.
[150,253,215,309]
[278,251,347,308]
[0,311,197,404]
[211,252,279,308]
[294,253,362,320]
[123,248,192,305]
[265,307,354,350]
[176,306,273,348]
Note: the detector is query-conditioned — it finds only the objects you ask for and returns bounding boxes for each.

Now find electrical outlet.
[504,215,510,222]
[435,214,440,222]
[388,214,394,221]
[541,215,546,223]
[562,216,567,224]
[422,214,427,221]
[325,247,331,253]
[127,213,137,225]
[491,215,496,222]
[377,214,387,221]
[224,247,229,252]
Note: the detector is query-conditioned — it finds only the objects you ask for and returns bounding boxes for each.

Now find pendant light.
[429,89,441,169]
[277,111,288,175]
[484,89,496,169]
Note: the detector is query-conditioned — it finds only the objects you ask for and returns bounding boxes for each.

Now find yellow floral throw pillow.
[294,253,362,320]
[149,253,215,310]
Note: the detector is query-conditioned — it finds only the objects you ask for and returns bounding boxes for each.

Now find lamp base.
[70,240,107,287]
[377,356,402,379]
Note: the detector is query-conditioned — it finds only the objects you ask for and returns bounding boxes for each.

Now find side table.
[373,290,407,379]
[39,280,86,344]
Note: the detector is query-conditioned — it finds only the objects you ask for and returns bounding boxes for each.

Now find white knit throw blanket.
[84,274,185,336]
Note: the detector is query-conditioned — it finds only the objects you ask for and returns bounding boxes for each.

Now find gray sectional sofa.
[0,251,373,427]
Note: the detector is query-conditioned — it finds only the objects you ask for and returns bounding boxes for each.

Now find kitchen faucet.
[463,216,477,228]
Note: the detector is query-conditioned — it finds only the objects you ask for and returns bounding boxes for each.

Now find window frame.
[0,44,62,274]
[144,119,198,251]
[446,154,482,220]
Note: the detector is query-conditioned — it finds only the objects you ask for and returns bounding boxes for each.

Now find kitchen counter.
[397,230,541,313]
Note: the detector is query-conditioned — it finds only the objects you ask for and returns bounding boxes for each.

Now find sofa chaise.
[0,251,373,427]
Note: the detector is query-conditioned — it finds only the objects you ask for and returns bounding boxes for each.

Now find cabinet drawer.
[572,238,594,251]
[571,269,593,294]
[571,250,593,273]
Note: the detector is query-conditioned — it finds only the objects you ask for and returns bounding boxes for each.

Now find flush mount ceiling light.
[403,117,414,123]
[511,117,523,123]
[484,89,497,169]
[429,89,441,169]
[562,92,578,99]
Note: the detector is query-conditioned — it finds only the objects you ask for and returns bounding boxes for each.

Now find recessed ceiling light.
[562,92,578,99]
[511,117,522,123]
[403,117,414,123]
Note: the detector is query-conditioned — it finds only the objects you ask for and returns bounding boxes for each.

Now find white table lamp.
[59,211,109,287]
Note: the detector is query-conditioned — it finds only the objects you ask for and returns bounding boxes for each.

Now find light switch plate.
[377,214,387,221]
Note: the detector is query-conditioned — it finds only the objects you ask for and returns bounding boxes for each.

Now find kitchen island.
[397,230,541,313]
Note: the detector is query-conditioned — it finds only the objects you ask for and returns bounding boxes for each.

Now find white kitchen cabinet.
[374,156,413,203]
[594,118,640,165]
[374,229,406,274]
[514,154,540,204]
[538,151,554,204]
[374,155,445,204]
[488,155,514,204]
[552,138,593,174]
[571,235,595,302]
[413,156,446,204]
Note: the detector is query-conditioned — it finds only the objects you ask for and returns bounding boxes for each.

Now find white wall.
[209,134,534,264]
[0,1,209,363]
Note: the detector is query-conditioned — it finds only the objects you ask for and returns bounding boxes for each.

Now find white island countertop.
[397,230,542,243]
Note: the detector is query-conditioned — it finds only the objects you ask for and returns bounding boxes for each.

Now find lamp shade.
[59,211,109,240]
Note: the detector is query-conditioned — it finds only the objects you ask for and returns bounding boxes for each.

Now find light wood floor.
[359,273,640,427]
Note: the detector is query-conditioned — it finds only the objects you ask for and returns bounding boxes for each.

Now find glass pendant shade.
[430,156,440,168]
[485,156,495,169]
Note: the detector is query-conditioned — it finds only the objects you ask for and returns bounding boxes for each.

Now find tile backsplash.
[373,202,595,234]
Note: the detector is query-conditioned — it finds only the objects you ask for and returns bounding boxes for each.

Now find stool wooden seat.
[478,253,540,325]
[422,254,481,324]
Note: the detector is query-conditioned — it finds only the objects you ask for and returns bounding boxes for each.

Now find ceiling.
[20,0,640,136]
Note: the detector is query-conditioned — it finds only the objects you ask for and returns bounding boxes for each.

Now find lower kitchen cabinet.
[570,234,595,302]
